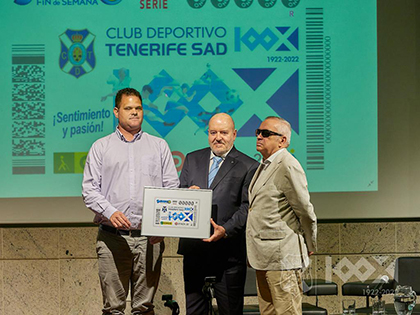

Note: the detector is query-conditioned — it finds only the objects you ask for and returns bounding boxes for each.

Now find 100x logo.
[235,26,299,52]
[187,0,280,9]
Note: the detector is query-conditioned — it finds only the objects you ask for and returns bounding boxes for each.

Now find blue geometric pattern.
[144,68,243,137]
[276,43,290,51]
[287,28,299,50]
[143,66,299,139]
[237,114,263,137]
[233,68,276,91]
[276,26,290,35]
[235,69,300,135]
[266,70,299,134]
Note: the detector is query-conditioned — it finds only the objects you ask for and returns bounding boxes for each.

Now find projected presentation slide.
[0,0,377,197]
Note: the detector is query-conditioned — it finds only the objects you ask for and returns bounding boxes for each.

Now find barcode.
[11,44,46,175]
[155,209,160,225]
[305,8,325,170]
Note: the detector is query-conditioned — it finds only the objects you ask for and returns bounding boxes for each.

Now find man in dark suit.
[178,113,258,315]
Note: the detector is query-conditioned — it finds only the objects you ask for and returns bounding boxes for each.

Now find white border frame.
[141,186,212,238]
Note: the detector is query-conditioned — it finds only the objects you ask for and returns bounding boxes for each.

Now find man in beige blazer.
[246,116,317,315]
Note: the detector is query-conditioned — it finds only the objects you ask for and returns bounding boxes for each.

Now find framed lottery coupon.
[141,186,212,239]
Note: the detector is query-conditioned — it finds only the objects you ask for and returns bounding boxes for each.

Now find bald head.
[209,113,235,130]
[208,113,237,156]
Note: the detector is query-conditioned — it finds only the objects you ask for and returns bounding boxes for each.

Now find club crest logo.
[59,29,96,79]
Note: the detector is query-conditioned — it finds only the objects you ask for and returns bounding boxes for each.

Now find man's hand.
[189,185,200,189]
[308,251,314,256]
[149,236,164,245]
[110,211,132,229]
[203,218,226,243]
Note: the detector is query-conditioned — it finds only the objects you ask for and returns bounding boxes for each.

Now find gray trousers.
[96,228,164,315]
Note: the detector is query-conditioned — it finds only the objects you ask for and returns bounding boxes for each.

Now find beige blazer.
[246,149,317,270]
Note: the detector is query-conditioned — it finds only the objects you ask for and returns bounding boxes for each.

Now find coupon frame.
[141,186,212,239]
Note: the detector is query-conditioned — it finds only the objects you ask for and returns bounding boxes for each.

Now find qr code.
[12,65,45,83]
[12,121,45,138]
[12,102,45,120]
[12,139,45,156]
[11,45,46,167]
[12,83,45,101]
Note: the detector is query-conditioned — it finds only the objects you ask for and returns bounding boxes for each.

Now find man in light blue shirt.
[82,87,179,315]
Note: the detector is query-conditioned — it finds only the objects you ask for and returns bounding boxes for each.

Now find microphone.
[369,275,389,297]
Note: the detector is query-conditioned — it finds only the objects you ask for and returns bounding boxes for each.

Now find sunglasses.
[255,129,283,138]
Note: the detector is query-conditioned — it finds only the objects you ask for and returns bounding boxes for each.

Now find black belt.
[100,224,142,237]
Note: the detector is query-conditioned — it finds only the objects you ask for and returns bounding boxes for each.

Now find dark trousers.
[183,254,246,315]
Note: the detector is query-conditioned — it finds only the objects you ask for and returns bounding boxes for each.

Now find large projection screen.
[2,0,416,223]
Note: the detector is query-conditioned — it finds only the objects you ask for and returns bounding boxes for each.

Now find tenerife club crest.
[59,29,96,79]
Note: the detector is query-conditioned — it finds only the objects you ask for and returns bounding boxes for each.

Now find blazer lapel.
[249,163,263,194]
[195,149,211,189]
[249,150,286,206]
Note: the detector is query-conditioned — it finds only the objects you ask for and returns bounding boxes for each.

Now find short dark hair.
[115,88,142,109]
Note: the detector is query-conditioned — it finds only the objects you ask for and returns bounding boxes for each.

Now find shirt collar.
[210,146,233,161]
[115,127,143,143]
[261,148,284,168]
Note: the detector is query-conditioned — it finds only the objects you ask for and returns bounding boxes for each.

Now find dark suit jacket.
[177,146,258,263]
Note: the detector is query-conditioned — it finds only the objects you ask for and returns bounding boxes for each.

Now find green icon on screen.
[259,0,276,8]
[54,152,87,174]
[54,153,74,174]
[187,0,206,8]
[281,0,299,8]
[211,0,230,8]
[235,0,253,8]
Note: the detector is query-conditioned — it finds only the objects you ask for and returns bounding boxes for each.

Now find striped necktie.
[208,156,223,187]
